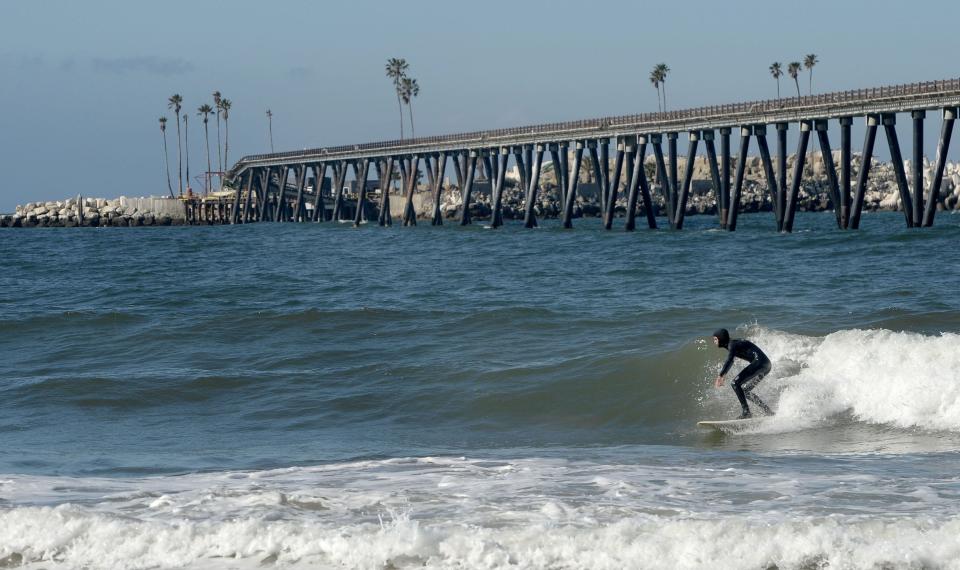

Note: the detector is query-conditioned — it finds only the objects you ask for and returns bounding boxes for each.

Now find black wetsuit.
[720,339,773,417]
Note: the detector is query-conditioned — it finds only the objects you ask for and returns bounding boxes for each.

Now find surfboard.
[697,418,765,431]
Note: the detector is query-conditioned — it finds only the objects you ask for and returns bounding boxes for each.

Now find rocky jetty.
[0,196,186,228]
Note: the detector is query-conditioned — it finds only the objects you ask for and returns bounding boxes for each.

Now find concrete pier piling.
[850,115,880,230]
[754,125,781,227]
[783,121,811,233]
[814,120,843,229]
[727,126,752,232]
[523,145,544,229]
[924,108,956,227]
[882,113,915,227]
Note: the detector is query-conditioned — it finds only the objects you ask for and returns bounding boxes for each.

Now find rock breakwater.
[1,196,186,228]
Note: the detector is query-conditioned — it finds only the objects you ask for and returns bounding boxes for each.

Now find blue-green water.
[3,212,960,569]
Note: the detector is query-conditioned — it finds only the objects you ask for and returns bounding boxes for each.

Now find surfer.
[712,329,774,419]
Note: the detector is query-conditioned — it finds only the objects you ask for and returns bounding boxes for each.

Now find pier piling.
[728,126,752,232]
[924,108,957,226]
[882,113,915,227]
[523,145,545,228]
[783,121,811,233]
[849,115,879,230]
[814,120,843,229]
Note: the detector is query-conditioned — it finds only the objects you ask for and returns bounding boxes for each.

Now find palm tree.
[198,104,214,195]
[213,91,223,179]
[400,77,420,139]
[804,54,818,94]
[385,58,408,140]
[183,114,191,195]
[769,62,783,99]
[266,109,274,152]
[655,63,670,111]
[220,98,232,173]
[649,71,661,113]
[167,94,183,196]
[159,117,174,198]
[788,62,802,98]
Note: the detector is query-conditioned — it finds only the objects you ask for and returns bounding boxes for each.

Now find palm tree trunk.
[215,112,223,186]
[204,121,212,196]
[662,82,667,112]
[809,70,813,95]
[656,87,662,113]
[224,118,229,173]
[175,111,182,196]
[408,101,415,140]
[794,79,800,98]
[269,118,274,152]
[776,79,780,100]
[396,93,405,140]
[162,130,174,198]
[184,117,190,194]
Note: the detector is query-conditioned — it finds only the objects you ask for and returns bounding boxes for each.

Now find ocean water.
[3,211,960,569]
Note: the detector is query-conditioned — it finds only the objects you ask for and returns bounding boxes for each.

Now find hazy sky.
[2,0,959,210]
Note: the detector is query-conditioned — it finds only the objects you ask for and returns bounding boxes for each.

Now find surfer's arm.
[718,344,737,377]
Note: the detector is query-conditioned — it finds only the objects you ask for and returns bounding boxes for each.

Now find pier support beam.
[481,151,496,220]
[431,152,448,226]
[331,162,348,222]
[561,142,584,228]
[850,115,879,230]
[727,126,752,231]
[513,147,528,196]
[257,167,272,221]
[754,125,780,227]
[719,127,731,229]
[599,140,610,217]
[912,110,925,227]
[244,169,262,222]
[491,148,508,228]
[667,132,679,218]
[352,159,370,227]
[783,121,811,233]
[702,131,722,226]
[459,151,478,225]
[650,135,672,228]
[839,117,853,229]
[604,140,626,230]
[776,123,788,231]
[234,170,252,224]
[558,144,570,214]
[378,157,395,226]
[549,145,564,212]
[292,165,308,222]
[675,131,699,230]
[924,108,956,226]
[274,166,290,222]
[312,163,328,222]
[814,120,843,229]
[403,155,421,226]
[624,136,655,231]
[882,113,915,227]
[523,145,545,228]
[587,141,604,221]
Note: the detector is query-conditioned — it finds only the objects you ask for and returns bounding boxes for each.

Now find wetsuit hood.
[713,328,730,348]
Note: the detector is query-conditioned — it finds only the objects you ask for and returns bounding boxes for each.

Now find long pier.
[219,78,960,232]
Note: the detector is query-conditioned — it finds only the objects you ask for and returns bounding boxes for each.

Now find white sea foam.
[2,453,960,569]
[5,505,960,569]
[721,327,960,433]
